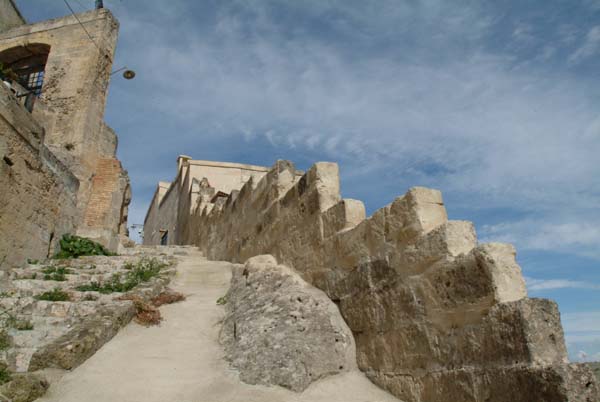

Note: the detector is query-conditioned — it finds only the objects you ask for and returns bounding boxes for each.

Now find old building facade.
[144,156,277,245]
[0,1,130,272]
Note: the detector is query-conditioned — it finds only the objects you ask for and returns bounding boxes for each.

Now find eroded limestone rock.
[0,372,48,402]
[219,255,355,392]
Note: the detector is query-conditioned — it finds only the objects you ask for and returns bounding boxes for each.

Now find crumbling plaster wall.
[0,84,78,275]
[181,160,598,402]
[0,9,131,251]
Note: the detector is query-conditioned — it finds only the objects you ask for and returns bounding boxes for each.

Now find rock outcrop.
[219,254,356,392]
[0,246,185,400]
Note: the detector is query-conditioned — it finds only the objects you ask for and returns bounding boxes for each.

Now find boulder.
[219,255,356,392]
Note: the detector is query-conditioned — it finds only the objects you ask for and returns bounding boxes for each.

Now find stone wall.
[0,84,78,275]
[178,160,598,402]
[0,0,24,32]
[0,9,131,251]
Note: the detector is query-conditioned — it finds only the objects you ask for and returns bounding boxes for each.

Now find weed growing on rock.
[15,320,33,331]
[75,282,102,292]
[15,272,37,280]
[0,330,11,350]
[54,234,115,259]
[0,307,34,331]
[41,266,73,281]
[76,258,167,294]
[26,259,39,265]
[0,363,11,385]
[34,288,70,302]
[82,293,98,301]
[216,296,227,305]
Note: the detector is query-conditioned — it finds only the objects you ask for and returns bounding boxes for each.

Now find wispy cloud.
[481,221,600,260]
[569,26,600,64]
[526,277,600,292]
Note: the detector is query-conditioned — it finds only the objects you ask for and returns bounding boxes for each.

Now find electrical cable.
[61,0,103,54]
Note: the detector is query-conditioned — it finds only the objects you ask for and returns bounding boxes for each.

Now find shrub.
[34,288,70,302]
[76,258,167,294]
[54,234,115,259]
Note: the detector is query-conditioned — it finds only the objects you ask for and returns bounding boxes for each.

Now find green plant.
[15,320,33,331]
[0,309,16,329]
[76,258,167,294]
[0,363,11,385]
[34,288,70,302]
[54,234,115,259]
[0,63,18,81]
[0,330,11,351]
[41,266,73,281]
[82,293,98,301]
[216,296,227,305]
[15,272,37,280]
[27,259,39,265]
[75,282,102,292]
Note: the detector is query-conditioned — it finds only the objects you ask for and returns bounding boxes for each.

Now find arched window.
[0,43,50,97]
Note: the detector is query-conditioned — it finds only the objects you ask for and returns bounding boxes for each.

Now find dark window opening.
[20,70,45,96]
[0,43,50,110]
[160,231,168,246]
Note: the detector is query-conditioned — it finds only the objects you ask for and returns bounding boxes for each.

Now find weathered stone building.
[144,156,284,245]
[145,158,599,402]
[0,1,130,271]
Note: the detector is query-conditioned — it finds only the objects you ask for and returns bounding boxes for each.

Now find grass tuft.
[0,330,11,351]
[0,364,11,385]
[34,288,70,302]
[41,266,73,282]
[76,258,167,294]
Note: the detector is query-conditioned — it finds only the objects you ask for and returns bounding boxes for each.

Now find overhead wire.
[61,0,104,56]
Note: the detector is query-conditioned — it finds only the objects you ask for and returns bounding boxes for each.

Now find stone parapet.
[171,159,598,402]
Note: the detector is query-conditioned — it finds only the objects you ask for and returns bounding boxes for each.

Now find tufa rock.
[219,255,356,392]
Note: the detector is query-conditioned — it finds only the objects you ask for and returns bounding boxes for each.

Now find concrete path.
[39,251,400,402]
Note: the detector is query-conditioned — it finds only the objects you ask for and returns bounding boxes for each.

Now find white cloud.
[563,312,600,335]
[569,25,600,64]
[481,220,600,260]
[525,277,600,292]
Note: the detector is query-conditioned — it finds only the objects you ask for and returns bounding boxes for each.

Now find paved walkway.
[39,251,400,402]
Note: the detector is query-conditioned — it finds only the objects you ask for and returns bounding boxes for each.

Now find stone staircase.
[0,246,192,386]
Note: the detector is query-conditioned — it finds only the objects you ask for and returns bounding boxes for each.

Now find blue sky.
[17,0,600,361]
